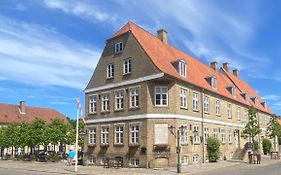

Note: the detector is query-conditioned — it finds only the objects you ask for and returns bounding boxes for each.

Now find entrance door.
[235,130,240,149]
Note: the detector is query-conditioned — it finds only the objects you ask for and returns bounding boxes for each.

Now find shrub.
[17,154,24,161]
[263,138,272,155]
[206,137,220,162]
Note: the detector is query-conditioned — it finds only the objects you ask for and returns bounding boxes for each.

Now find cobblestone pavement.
[0,156,280,175]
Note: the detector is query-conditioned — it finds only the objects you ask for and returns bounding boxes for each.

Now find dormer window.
[178,60,186,77]
[241,92,249,102]
[251,97,258,105]
[205,75,217,89]
[115,41,123,54]
[227,85,236,97]
[261,102,267,109]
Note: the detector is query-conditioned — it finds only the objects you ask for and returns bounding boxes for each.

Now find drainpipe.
[201,88,205,163]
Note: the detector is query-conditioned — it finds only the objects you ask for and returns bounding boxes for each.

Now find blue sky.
[1,0,281,118]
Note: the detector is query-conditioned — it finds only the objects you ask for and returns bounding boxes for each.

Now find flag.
[77,97,85,124]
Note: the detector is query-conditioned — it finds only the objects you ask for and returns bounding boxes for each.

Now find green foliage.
[206,137,221,162]
[262,138,272,155]
[253,140,259,151]
[267,115,281,139]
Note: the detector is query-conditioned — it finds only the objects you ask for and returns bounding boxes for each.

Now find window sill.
[114,109,124,112]
[204,112,210,115]
[216,114,221,117]
[193,143,201,145]
[181,143,188,146]
[180,107,188,110]
[154,105,169,108]
[106,77,114,80]
[123,72,131,76]
[101,111,110,114]
[89,112,97,115]
[114,51,123,55]
[100,144,109,147]
[229,142,233,145]
[193,109,199,112]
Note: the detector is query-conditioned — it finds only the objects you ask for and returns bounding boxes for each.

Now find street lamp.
[169,125,187,173]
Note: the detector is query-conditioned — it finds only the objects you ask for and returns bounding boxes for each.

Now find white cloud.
[262,95,281,101]
[0,15,100,89]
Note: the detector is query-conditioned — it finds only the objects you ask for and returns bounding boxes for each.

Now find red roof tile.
[0,103,67,125]
[112,21,272,114]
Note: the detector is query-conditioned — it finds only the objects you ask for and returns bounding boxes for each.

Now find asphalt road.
[197,161,281,175]
[0,167,73,175]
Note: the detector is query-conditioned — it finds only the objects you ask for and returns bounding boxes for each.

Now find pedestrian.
[68,148,75,166]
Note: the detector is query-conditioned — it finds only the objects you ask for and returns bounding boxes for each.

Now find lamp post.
[169,125,187,173]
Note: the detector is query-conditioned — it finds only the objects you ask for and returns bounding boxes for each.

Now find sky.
[1,0,281,118]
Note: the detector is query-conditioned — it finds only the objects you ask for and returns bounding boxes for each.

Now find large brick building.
[83,21,273,168]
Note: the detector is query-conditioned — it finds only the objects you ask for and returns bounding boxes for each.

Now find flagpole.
[75,102,79,172]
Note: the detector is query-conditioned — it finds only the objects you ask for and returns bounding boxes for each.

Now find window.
[129,87,139,108]
[101,94,110,112]
[89,95,97,114]
[221,128,225,144]
[215,100,221,116]
[180,88,188,109]
[154,124,168,145]
[179,60,186,77]
[101,126,109,144]
[228,129,232,144]
[252,97,258,105]
[203,96,209,114]
[130,124,139,144]
[243,108,248,123]
[211,76,217,89]
[115,90,124,110]
[181,156,189,165]
[123,59,132,74]
[107,64,114,79]
[129,157,139,167]
[88,128,96,145]
[241,92,249,102]
[114,125,124,144]
[115,42,123,54]
[180,125,188,144]
[227,103,232,119]
[100,157,108,165]
[231,86,236,96]
[155,86,168,106]
[193,125,200,144]
[213,128,218,138]
[204,127,209,144]
[192,92,199,111]
[192,155,199,164]
[237,107,241,121]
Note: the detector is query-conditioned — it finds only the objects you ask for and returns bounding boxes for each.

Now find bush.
[263,138,272,155]
[253,140,259,151]
[206,137,220,162]
[17,154,24,161]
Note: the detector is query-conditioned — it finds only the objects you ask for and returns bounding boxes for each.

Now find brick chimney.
[233,69,238,77]
[223,62,229,71]
[210,61,218,70]
[157,29,168,44]
[19,101,26,114]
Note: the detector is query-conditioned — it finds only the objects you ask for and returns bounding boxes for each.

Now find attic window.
[178,60,186,77]
[251,97,258,105]
[115,41,123,54]
[227,85,236,97]
[205,76,217,89]
[241,92,249,102]
[261,102,267,109]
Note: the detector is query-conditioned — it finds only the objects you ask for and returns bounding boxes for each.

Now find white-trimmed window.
[244,108,248,122]
[193,125,200,144]
[154,124,168,145]
[221,128,226,144]
[231,86,236,96]
[192,155,199,164]
[107,64,114,79]
[115,41,123,54]
[192,92,199,111]
[89,95,97,114]
[180,88,188,109]
[179,60,186,77]
[155,86,168,106]
[88,128,96,145]
[123,59,132,74]
[203,96,209,114]
[211,76,217,89]
[181,156,189,165]
[100,157,108,165]
[101,94,110,112]
[213,128,218,138]
[101,126,109,144]
[115,90,124,110]
[180,125,188,144]
[204,127,209,144]
[129,87,139,108]
[215,100,221,116]
[129,157,139,167]
[114,125,124,144]
[237,107,241,121]
[228,129,232,144]
[227,103,232,119]
[130,124,139,144]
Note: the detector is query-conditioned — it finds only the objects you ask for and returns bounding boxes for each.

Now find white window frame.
[243,108,248,123]
[154,124,168,145]
[129,157,139,167]
[227,103,232,119]
[180,88,188,109]
[130,123,140,144]
[204,127,209,144]
[115,41,123,54]
[237,107,241,121]
[114,124,124,144]
[203,95,209,114]
[106,63,114,79]
[193,125,200,144]
[231,86,236,96]
[221,128,226,144]
[101,126,109,145]
[179,60,186,77]
[211,76,217,89]
[192,92,199,111]
[213,128,218,138]
[129,87,140,108]
[88,128,96,145]
[89,95,97,114]
[192,155,199,164]
[155,86,168,107]
[181,155,189,165]
[123,58,132,75]
[228,129,232,144]
[215,100,221,116]
[180,125,188,145]
[101,94,110,112]
[115,90,124,111]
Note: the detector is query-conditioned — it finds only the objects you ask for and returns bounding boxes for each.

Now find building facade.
[84,21,273,168]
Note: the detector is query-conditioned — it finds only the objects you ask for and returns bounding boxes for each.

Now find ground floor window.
[129,157,139,167]
[100,157,108,165]
[88,155,95,165]
[192,155,199,164]
[181,155,189,165]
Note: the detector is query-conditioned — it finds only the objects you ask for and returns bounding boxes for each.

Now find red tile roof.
[0,103,67,125]
[278,119,281,126]
[112,21,272,114]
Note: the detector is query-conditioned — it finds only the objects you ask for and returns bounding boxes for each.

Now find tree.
[206,137,220,162]
[262,138,272,155]
[242,106,261,151]
[266,115,281,151]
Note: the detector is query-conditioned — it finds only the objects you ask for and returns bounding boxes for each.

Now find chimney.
[157,29,168,44]
[233,69,238,77]
[223,62,229,71]
[210,61,218,70]
[19,101,26,114]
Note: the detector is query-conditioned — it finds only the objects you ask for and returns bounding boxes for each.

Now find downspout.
[201,88,205,163]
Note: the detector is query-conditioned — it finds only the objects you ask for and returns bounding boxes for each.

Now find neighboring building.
[0,101,67,157]
[84,21,273,168]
